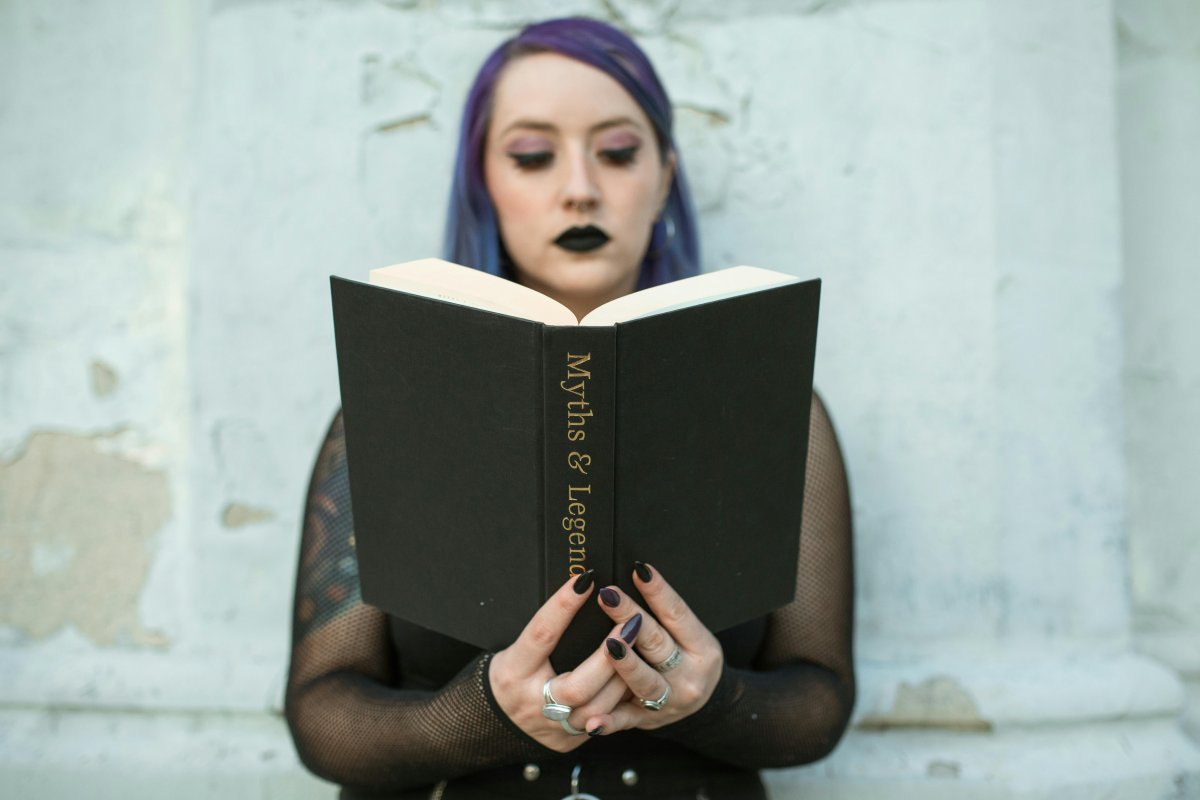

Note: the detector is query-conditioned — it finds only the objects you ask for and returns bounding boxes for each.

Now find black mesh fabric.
[284,393,854,796]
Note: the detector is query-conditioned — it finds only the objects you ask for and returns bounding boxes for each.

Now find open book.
[368,258,803,325]
[331,259,821,669]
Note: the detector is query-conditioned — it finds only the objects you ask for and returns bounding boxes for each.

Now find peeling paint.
[221,502,274,528]
[358,52,442,166]
[375,113,434,134]
[858,676,992,731]
[674,102,731,126]
[0,430,170,647]
[601,0,682,35]
[674,106,733,213]
[927,759,962,778]
[360,52,440,107]
[90,359,118,397]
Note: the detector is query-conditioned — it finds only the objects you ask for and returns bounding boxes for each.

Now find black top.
[284,393,855,797]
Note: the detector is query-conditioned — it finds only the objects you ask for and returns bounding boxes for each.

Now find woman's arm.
[652,392,856,766]
[284,412,547,792]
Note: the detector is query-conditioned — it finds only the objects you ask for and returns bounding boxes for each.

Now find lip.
[554,225,610,253]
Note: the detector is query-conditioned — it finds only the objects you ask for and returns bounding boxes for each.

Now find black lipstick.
[554,225,610,253]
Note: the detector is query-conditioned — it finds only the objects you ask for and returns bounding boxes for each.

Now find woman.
[286,17,854,799]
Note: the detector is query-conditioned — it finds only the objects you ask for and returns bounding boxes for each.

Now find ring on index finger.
[541,679,573,722]
[653,645,683,673]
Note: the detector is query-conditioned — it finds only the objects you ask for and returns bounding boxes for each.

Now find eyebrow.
[497,116,646,139]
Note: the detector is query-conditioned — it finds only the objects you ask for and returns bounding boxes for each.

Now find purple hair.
[442,17,700,289]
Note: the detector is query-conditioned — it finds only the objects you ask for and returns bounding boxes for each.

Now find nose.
[561,147,599,214]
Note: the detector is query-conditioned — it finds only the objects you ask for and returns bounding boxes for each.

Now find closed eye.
[600,145,638,166]
[509,151,553,169]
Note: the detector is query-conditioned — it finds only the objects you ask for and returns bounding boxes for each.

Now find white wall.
[1,0,1197,796]
[1118,0,1200,743]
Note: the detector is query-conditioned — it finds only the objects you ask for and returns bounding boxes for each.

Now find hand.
[583,563,724,734]
[488,570,632,752]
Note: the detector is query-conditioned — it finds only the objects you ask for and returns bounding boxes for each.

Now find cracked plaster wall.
[0,0,192,671]
[0,0,1132,713]
[2,0,1197,793]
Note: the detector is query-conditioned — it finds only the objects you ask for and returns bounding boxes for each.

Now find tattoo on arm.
[294,414,364,640]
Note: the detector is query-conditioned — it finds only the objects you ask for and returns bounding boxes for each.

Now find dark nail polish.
[573,569,596,595]
[634,561,653,583]
[599,586,620,607]
[606,638,626,660]
[587,725,605,737]
[620,613,642,645]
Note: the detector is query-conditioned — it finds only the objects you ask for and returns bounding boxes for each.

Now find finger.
[596,585,679,669]
[507,569,596,672]
[546,613,640,707]
[584,698,648,737]
[604,637,670,708]
[567,674,627,734]
[631,562,710,648]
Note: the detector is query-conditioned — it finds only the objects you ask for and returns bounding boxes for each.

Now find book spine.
[543,325,616,671]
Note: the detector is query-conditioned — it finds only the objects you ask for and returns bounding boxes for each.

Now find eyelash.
[507,145,640,170]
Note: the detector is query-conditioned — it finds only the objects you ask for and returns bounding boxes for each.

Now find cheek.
[616,169,667,220]
[487,175,546,237]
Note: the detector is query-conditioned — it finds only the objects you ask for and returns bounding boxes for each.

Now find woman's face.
[484,53,674,318]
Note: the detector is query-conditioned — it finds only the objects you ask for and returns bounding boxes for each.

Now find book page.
[579,266,799,325]
[368,259,799,327]
[370,259,577,325]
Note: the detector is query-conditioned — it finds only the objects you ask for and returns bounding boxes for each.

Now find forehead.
[489,52,652,135]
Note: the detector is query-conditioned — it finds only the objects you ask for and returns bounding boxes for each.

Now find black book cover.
[330,274,820,670]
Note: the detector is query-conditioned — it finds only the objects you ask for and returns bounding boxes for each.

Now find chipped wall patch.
[0,430,170,646]
[858,676,992,732]
[926,760,962,778]
[221,502,274,528]
[90,360,119,397]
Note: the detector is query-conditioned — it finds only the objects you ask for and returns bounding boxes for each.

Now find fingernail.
[599,586,620,608]
[620,613,642,645]
[634,561,653,583]
[587,725,605,737]
[606,638,626,660]
[573,569,596,595]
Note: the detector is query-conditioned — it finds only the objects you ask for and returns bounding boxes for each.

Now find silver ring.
[560,718,586,736]
[541,679,572,722]
[639,683,671,712]
[654,646,683,673]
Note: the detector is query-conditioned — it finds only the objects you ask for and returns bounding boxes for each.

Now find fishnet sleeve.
[653,392,856,766]
[284,412,545,793]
